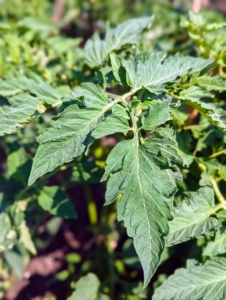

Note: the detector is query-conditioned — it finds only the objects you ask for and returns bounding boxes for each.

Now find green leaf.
[47,36,81,55]
[19,221,36,255]
[142,100,169,131]
[4,248,24,278]
[219,166,226,181]
[0,213,11,244]
[72,158,102,183]
[110,53,127,86]
[196,75,226,92]
[84,17,151,68]
[175,130,193,167]
[153,257,226,300]
[38,186,77,219]
[29,83,114,185]
[5,34,21,64]
[92,104,130,138]
[180,86,226,134]
[203,227,226,257]
[123,53,213,93]
[166,187,219,246]
[26,80,62,105]
[67,273,110,300]
[0,95,40,136]
[103,127,182,287]
[7,142,28,178]
[0,73,26,96]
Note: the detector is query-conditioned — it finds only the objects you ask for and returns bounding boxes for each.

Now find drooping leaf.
[38,186,77,219]
[203,227,226,257]
[180,86,226,134]
[92,104,130,138]
[123,52,213,93]
[84,17,152,68]
[67,273,110,300]
[153,257,226,300]
[28,83,115,185]
[166,187,219,246]
[103,127,182,287]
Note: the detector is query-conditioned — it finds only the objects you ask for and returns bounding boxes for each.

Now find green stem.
[129,107,138,137]
[84,183,98,225]
[209,149,226,158]
[208,202,225,216]
[210,177,226,205]
[166,91,182,101]
[107,89,138,106]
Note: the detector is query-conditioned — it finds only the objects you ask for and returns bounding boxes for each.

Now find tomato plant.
[1,1,226,299]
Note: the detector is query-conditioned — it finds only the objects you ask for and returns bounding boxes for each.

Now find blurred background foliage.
[0,0,226,299]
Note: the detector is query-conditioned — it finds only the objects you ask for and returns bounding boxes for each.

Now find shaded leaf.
[38,186,77,219]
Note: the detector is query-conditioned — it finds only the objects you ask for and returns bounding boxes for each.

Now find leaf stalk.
[210,177,226,207]
[209,149,226,158]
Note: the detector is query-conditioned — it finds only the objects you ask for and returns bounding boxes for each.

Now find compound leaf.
[166,187,219,246]
[28,83,115,185]
[103,127,182,287]
[85,17,151,68]
[153,257,226,300]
